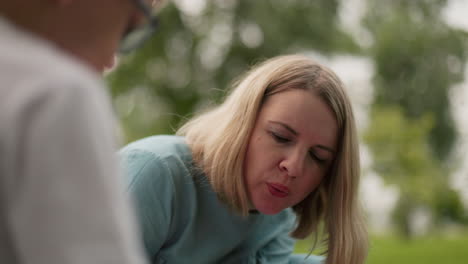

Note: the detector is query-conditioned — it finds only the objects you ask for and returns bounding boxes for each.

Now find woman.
[121,55,368,264]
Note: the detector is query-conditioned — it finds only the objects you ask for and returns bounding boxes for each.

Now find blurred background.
[107,0,468,262]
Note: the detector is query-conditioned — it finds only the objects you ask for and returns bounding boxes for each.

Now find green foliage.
[107,0,359,143]
[365,106,465,237]
[433,189,468,226]
[364,0,468,160]
[365,106,439,203]
[363,0,468,236]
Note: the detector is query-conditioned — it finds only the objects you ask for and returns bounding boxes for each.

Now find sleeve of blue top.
[121,149,173,261]
[249,229,295,263]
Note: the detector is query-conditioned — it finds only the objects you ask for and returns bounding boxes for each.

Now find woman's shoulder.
[120,135,189,157]
[119,135,196,190]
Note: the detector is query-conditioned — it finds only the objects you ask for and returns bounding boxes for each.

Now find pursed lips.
[266,182,290,198]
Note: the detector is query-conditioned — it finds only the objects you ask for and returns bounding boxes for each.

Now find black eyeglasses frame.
[119,0,159,54]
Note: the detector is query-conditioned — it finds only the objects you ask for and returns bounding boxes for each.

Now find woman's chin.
[255,204,284,215]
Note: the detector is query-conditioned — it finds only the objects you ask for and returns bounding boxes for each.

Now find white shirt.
[0,17,146,264]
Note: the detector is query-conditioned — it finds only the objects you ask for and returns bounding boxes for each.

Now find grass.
[294,232,468,264]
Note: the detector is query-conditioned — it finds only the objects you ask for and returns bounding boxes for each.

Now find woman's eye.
[309,151,326,164]
[271,132,290,143]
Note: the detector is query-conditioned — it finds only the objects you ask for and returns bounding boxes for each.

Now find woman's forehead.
[259,89,339,148]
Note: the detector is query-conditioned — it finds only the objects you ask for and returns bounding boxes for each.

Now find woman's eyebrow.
[269,120,336,154]
[268,121,298,135]
[314,145,335,154]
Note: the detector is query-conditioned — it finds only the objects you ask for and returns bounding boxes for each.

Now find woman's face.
[244,88,338,215]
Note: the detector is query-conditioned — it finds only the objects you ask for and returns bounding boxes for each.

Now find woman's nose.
[279,151,306,179]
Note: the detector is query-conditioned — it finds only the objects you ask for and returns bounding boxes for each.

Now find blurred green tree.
[107,0,359,142]
[364,0,467,160]
[363,0,468,237]
[365,106,466,237]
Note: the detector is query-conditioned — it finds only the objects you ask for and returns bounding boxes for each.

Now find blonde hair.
[177,54,368,264]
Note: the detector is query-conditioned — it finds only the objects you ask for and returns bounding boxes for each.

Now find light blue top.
[120,135,324,264]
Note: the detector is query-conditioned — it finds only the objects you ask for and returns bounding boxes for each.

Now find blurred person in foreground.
[121,55,369,264]
[0,0,162,263]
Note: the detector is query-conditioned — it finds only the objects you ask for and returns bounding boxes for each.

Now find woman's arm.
[121,149,174,261]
